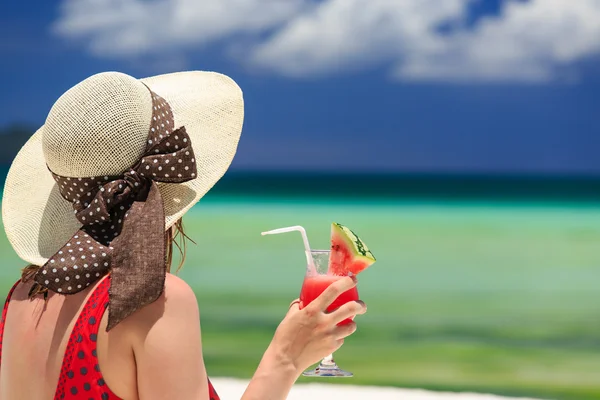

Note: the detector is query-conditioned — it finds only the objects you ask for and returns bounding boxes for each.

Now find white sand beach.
[210,377,544,400]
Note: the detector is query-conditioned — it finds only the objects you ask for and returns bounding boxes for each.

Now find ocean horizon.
[3,166,599,204]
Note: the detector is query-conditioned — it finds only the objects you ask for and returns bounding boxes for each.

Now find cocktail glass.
[300,249,358,377]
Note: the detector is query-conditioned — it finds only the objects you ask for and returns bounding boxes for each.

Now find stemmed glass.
[299,250,358,377]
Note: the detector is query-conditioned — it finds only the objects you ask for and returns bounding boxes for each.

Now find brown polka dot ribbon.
[33,88,197,331]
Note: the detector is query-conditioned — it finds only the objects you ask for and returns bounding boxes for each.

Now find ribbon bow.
[33,89,197,330]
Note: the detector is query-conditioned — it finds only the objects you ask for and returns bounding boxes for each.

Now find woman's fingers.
[329,300,367,324]
[311,276,357,312]
[332,338,345,353]
[333,321,357,340]
[289,299,301,309]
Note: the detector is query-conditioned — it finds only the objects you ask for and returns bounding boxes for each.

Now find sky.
[1,0,599,175]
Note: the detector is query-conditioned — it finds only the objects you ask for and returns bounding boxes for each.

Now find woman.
[0,71,366,400]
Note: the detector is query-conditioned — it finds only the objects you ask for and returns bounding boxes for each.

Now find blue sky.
[1,0,599,175]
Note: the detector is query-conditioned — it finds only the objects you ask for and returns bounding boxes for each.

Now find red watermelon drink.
[299,252,359,326]
[261,223,376,378]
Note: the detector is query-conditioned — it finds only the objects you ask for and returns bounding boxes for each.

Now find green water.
[1,196,599,400]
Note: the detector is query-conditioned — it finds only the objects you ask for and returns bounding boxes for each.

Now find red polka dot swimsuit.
[0,276,220,400]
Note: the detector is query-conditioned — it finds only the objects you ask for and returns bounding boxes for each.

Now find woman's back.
[0,273,220,400]
[0,276,134,399]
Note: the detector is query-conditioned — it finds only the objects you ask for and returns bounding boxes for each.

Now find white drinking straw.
[261,225,317,274]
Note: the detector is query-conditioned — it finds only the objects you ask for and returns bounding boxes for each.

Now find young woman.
[0,71,366,400]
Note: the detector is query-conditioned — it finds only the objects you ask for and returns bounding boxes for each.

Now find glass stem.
[321,353,336,367]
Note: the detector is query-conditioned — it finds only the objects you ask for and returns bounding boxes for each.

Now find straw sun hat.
[2,71,244,329]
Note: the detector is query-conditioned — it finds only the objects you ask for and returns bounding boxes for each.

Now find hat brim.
[2,71,244,267]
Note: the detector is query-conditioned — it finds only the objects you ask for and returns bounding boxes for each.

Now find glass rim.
[310,249,330,254]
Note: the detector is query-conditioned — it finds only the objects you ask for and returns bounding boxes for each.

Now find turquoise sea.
[1,170,599,399]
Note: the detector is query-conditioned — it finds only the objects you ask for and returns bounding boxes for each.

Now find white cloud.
[54,0,308,57]
[394,0,600,82]
[249,0,470,76]
[54,0,600,83]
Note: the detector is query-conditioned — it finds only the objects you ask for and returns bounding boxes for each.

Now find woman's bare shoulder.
[118,274,208,399]
[163,273,198,305]
[120,273,200,336]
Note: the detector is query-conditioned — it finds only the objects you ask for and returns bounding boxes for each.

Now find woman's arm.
[240,344,300,400]
[241,276,364,400]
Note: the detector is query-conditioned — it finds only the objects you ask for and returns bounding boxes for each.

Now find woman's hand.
[269,276,367,374]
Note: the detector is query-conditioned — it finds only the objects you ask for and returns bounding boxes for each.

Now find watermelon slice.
[328,222,376,276]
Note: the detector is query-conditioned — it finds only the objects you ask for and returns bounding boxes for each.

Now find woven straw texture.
[2,71,244,267]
